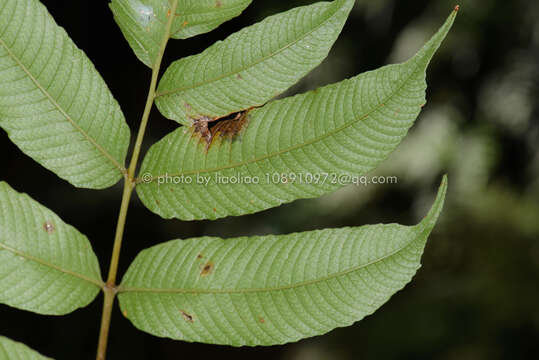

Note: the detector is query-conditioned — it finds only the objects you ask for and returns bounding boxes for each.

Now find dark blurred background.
[1,0,538,359]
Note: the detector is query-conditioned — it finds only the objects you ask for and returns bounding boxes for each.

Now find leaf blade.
[0,336,52,360]
[110,0,253,68]
[0,182,103,315]
[137,9,457,221]
[155,0,356,124]
[0,0,130,189]
[119,177,447,345]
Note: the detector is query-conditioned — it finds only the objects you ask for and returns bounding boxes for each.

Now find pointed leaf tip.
[414,7,457,66]
[137,10,456,221]
[420,175,448,230]
[119,184,446,345]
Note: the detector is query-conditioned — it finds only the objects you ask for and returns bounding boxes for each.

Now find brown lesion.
[192,108,253,151]
[200,261,214,277]
[180,310,194,323]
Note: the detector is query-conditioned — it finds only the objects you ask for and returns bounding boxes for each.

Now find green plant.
[0,0,457,358]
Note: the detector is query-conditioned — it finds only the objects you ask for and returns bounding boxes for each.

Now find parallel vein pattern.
[0,0,130,189]
[120,177,447,346]
[0,182,103,315]
[0,336,52,360]
[137,9,457,221]
[110,0,253,68]
[155,0,355,125]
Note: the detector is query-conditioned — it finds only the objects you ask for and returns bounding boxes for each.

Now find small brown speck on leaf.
[181,310,194,322]
[182,20,189,27]
[212,207,217,212]
[43,221,55,234]
[200,261,214,276]
[155,200,160,206]
[197,254,203,259]
[236,74,243,80]
[259,317,265,324]
[215,0,222,8]
[123,310,128,317]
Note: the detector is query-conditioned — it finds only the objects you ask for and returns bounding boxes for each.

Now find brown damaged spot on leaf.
[197,253,204,259]
[259,317,265,324]
[180,310,194,322]
[215,0,222,8]
[43,221,55,234]
[192,109,252,151]
[200,261,214,276]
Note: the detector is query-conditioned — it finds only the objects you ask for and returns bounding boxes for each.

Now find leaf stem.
[96,286,115,360]
[95,1,178,359]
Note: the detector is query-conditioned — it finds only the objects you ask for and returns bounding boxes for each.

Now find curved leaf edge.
[134,8,457,221]
[117,176,447,345]
[0,181,104,316]
[0,336,53,359]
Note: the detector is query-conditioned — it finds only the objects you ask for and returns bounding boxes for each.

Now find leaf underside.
[0,182,103,315]
[155,0,355,125]
[120,176,447,346]
[137,9,457,221]
[0,0,130,189]
[110,0,253,68]
[0,336,52,360]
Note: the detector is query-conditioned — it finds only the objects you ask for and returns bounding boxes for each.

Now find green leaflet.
[0,0,130,189]
[155,0,355,125]
[119,177,447,346]
[0,182,103,315]
[110,0,253,68]
[137,9,457,221]
[0,336,52,360]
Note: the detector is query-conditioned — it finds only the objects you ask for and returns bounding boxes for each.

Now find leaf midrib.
[0,36,126,175]
[155,0,347,98]
[118,226,425,294]
[0,240,103,288]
